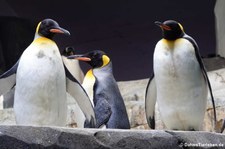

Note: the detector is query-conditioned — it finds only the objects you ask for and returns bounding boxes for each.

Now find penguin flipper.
[183,35,217,126]
[2,87,15,109]
[64,65,96,128]
[0,60,19,95]
[145,74,156,129]
[94,99,112,128]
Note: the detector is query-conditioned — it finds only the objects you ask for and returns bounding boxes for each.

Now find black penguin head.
[155,20,185,40]
[67,50,110,68]
[36,18,70,39]
[62,46,76,56]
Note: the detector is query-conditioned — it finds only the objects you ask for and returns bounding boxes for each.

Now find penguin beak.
[50,27,70,36]
[155,21,171,31]
[67,55,91,61]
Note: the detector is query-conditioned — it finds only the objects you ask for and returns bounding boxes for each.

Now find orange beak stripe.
[160,24,171,31]
[50,29,64,34]
[76,57,91,61]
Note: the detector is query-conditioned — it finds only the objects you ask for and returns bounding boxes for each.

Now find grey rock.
[1,125,224,149]
[118,79,147,102]
[203,56,225,71]
[126,101,147,128]
[215,0,225,57]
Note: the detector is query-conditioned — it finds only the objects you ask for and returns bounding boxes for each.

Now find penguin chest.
[154,39,204,95]
[14,40,67,126]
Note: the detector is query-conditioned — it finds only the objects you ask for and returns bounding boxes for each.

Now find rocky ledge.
[0,125,224,149]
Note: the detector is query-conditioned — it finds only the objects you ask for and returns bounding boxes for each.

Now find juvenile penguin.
[62,46,86,127]
[68,50,130,129]
[145,20,217,131]
[62,47,84,83]
[0,19,96,127]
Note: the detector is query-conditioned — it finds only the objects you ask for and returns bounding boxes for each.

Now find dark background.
[1,0,216,81]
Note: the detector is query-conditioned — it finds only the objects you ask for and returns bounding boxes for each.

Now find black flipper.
[64,64,96,128]
[94,98,112,128]
[183,35,217,126]
[0,60,19,95]
[145,74,156,129]
[3,87,15,108]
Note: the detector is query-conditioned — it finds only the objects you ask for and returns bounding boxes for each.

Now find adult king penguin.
[0,19,96,127]
[68,50,130,129]
[145,20,217,131]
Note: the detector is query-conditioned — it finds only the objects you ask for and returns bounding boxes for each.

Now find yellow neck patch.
[161,39,175,49]
[178,23,184,32]
[34,36,55,44]
[36,22,42,34]
[85,69,95,80]
[102,55,110,67]
[82,69,96,103]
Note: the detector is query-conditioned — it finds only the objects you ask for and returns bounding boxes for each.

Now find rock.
[126,101,148,129]
[203,56,225,71]
[215,0,225,57]
[0,125,224,149]
[118,79,147,102]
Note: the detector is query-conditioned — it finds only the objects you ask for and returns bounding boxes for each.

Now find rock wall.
[215,0,225,57]
[0,125,224,149]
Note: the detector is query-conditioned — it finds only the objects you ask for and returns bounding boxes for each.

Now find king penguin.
[13,18,70,126]
[0,19,96,127]
[145,20,217,131]
[68,50,130,129]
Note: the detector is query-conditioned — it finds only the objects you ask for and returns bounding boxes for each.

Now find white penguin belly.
[154,39,207,130]
[14,42,67,126]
